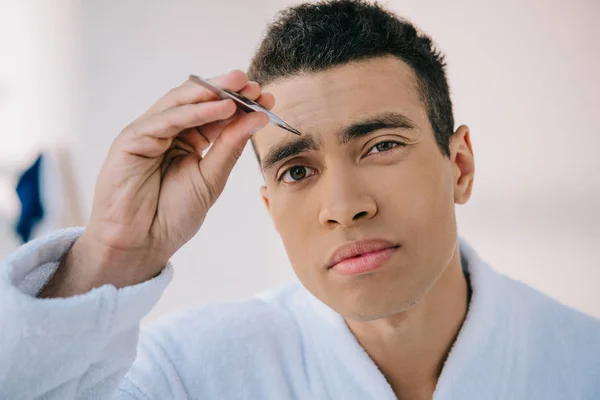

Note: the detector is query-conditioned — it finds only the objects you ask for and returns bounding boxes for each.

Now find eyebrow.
[260,111,416,171]
[261,136,320,171]
[339,112,416,144]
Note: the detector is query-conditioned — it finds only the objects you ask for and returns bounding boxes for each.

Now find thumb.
[199,111,269,203]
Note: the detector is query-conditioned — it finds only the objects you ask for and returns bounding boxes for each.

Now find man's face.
[253,56,471,321]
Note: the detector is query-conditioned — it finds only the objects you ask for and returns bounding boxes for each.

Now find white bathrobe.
[1,228,599,399]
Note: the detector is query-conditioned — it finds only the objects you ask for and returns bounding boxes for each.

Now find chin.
[324,272,432,322]
[343,290,426,322]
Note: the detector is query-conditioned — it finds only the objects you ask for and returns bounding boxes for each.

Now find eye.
[366,140,403,155]
[279,166,316,183]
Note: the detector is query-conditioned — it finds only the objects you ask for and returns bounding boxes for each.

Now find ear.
[260,186,271,213]
[449,125,475,204]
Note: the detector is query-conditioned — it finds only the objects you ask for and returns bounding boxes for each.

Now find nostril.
[353,211,368,220]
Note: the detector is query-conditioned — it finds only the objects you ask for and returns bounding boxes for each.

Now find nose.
[318,170,378,229]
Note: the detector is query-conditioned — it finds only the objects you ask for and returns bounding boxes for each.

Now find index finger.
[147,70,250,114]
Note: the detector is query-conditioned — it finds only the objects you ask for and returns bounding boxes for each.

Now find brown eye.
[375,142,395,152]
[367,141,401,155]
[289,166,306,180]
[280,166,316,183]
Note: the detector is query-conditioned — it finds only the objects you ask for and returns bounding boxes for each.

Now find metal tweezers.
[189,74,301,135]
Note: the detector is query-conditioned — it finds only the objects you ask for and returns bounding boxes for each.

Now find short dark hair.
[248,0,454,158]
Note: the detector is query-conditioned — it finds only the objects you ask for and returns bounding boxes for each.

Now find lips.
[327,239,399,274]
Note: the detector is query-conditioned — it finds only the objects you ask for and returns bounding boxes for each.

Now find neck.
[345,243,469,399]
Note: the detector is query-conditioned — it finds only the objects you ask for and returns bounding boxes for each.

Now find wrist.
[39,234,167,298]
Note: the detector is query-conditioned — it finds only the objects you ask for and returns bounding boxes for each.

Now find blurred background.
[0,0,598,323]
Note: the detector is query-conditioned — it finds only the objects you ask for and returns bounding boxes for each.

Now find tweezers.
[189,74,301,135]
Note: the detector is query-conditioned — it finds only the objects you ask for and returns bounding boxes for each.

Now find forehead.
[253,56,427,157]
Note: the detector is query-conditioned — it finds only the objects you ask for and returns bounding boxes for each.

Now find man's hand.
[41,70,272,297]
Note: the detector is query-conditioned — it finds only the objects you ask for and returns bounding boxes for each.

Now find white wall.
[1,0,598,322]
[0,0,82,254]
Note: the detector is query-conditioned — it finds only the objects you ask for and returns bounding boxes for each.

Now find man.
[1,1,599,399]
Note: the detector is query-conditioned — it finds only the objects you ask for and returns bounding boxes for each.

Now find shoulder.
[499,273,600,390]
[123,282,310,397]
[140,281,307,367]
[146,281,305,342]
[502,273,600,346]
[462,238,600,376]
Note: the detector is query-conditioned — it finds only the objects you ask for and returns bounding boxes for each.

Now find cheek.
[269,189,320,262]
[402,163,457,276]
[381,150,455,239]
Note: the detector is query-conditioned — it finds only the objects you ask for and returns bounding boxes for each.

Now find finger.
[237,82,275,110]
[120,99,236,157]
[238,81,261,100]
[196,109,244,143]
[147,100,236,138]
[147,70,249,114]
[177,128,211,154]
[200,112,269,202]
[172,137,197,154]
[168,90,274,154]
[196,95,273,142]
[160,146,192,178]
[183,84,273,148]
[256,92,275,110]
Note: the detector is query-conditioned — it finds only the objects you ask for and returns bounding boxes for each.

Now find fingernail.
[249,116,269,135]
[249,126,262,136]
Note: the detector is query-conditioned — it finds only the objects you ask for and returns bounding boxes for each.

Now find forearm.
[40,231,168,298]
[0,229,172,399]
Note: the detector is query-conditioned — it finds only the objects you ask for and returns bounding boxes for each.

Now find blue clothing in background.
[14,154,44,243]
